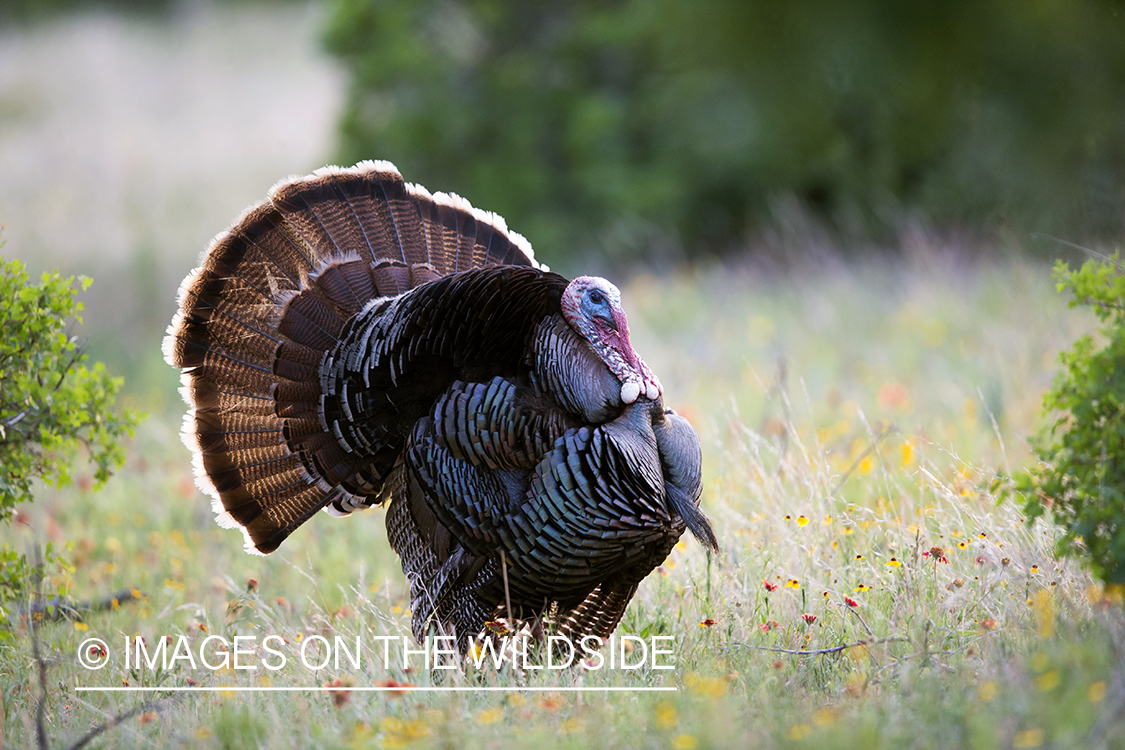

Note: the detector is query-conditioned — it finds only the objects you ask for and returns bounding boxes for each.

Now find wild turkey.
[164,161,717,650]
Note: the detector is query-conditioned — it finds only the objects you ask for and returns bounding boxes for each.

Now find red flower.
[699,618,717,627]
[844,597,859,608]
[376,679,414,695]
[759,620,778,633]
[802,613,817,625]
[763,579,778,592]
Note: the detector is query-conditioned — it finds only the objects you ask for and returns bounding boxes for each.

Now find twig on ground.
[31,546,50,750]
[723,636,909,657]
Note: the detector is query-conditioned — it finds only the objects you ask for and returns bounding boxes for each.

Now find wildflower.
[376,679,413,695]
[823,514,833,525]
[1089,681,1107,703]
[74,622,88,632]
[979,532,988,539]
[1002,558,1010,567]
[802,613,817,624]
[484,620,512,637]
[797,515,809,527]
[844,597,859,608]
[978,681,998,702]
[886,558,902,567]
[854,554,866,561]
[538,695,563,711]
[672,734,698,750]
[783,515,792,521]
[951,578,965,589]
[760,620,778,633]
[787,724,814,741]
[763,579,778,592]
[246,578,258,593]
[785,579,801,589]
[853,584,870,592]
[822,591,829,599]
[325,677,355,708]
[979,618,997,632]
[958,541,968,549]
[1036,671,1060,691]
[656,701,678,730]
[477,708,503,725]
[699,618,717,628]
[1030,565,1039,574]
[1012,729,1044,748]
[901,440,916,467]
[140,712,159,725]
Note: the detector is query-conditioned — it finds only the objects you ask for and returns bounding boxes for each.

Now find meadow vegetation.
[4,250,1123,749]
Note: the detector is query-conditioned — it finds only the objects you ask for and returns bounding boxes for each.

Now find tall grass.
[4,256,1123,749]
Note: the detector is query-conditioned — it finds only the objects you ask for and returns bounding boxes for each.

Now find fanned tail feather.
[166,161,541,554]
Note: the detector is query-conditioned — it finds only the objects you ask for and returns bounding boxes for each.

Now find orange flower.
[485,620,512,636]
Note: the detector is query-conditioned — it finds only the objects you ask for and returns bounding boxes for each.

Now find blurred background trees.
[324,0,1125,267]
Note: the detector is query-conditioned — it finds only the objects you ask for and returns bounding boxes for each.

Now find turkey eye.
[589,290,605,305]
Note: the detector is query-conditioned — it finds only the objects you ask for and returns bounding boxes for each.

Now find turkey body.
[165,161,717,649]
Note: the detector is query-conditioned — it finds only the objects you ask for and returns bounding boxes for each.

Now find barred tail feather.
[166,161,541,554]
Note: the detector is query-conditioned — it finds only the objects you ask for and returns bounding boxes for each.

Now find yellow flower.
[886,558,903,567]
[787,725,813,741]
[74,622,88,631]
[671,735,698,750]
[977,681,998,702]
[656,701,678,730]
[1089,681,1107,703]
[1030,565,1039,574]
[476,708,503,725]
[785,579,800,589]
[1036,671,1060,691]
[854,554,866,561]
[901,440,915,467]
[797,515,809,527]
[853,584,870,593]
[1013,729,1044,748]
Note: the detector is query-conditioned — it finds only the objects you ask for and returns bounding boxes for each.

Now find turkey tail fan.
[165,161,543,554]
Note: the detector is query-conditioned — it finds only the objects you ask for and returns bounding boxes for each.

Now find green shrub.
[0,255,140,611]
[1017,254,1125,583]
[325,0,1125,266]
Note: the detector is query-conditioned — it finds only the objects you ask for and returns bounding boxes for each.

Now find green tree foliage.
[326,0,1125,266]
[0,256,140,523]
[1017,254,1125,583]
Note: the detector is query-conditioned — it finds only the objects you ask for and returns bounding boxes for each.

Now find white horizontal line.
[76,686,676,693]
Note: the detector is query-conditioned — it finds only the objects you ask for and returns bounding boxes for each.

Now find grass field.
[5,251,1124,749]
